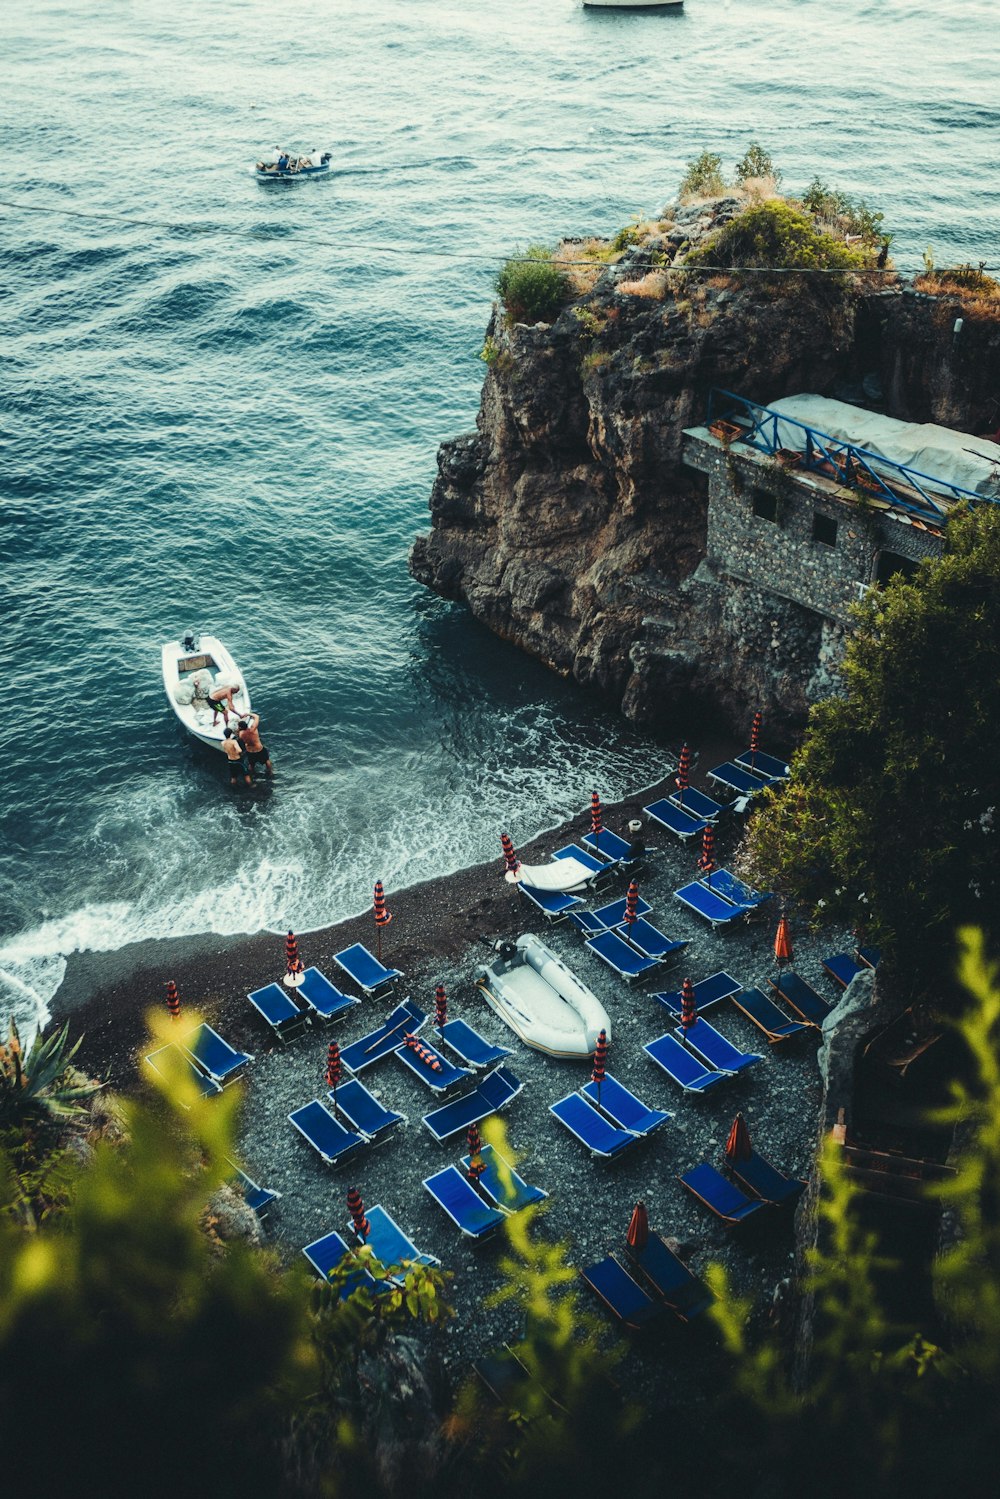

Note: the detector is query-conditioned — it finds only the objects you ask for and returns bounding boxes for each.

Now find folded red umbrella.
[626,1200,649,1251]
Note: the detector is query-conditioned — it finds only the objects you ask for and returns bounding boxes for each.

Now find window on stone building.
[752,489,779,522]
[875,550,919,586]
[812,512,838,547]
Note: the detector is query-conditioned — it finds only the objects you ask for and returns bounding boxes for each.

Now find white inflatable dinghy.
[474,934,611,1058]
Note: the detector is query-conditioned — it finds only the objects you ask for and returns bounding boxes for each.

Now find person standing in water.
[237,713,274,778]
[222,728,252,786]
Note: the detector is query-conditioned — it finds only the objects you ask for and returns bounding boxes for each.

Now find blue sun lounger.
[460,1143,548,1212]
[703,869,773,908]
[674,880,752,927]
[349,1203,441,1267]
[584,928,665,984]
[673,1017,763,1075]
[652,970,743,1016]
[728,1149,806,1206]
[625,1232,713,1322]
[228,1159,282,1218]
[857,946,881,969]
[581,1073,671,1136]
[303,1231,384,1294]
[821,951,865,989]
[735,749,789,780]
[394,1037,472,1093]
[436,1018,512,1069]
[423,1165,509,1242]
[247,981,310,1042]
[591,892,653,928]
[644,1032,730,1095]
[340,998,426,1072]
[668,785,727,820]
[707,761,771,796]
[289,1099,369,1168]
[332,942,402,998]
[421,1065,524,1142]
[183,1023,254,1087]
[580,1255,663,1331]
[771,972,834,1028]
[517,883,584,923]
[582,826,644,869]
[679,1163,766,1224]
[296,966,361,1024]
[550,1092,640,1158]
[145,1044,222,1101]
[615,917,688,963]
[642,798,709,841]
[731,985,809,1042]
[329,1077,406,1143]
[553,843,620,885]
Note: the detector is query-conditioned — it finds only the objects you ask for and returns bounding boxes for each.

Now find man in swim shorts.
[237,713,274,777]
[208,681,241,724]
[222,728,252,786]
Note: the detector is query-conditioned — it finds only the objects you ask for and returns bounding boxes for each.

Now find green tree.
[734,142,781,186]
[494,247,569,324]
[678,149,727,199]
[747,505,1000,997]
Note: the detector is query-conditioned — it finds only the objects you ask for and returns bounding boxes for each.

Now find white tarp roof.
[763,394,1000,501]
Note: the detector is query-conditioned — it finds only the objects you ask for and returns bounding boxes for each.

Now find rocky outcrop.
[410,197,1000,735]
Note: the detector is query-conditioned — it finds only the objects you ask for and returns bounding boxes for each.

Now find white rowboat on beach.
[161,633,251,753]
[474,934,611,1059]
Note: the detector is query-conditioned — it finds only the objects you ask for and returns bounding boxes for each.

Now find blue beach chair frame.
[679,1162,766,1224]
[183,1023,254,1087]
[549,1092,640,1158]
[423,1165,509,1242]
[673,1017,763,1076]
[582,826,643,869]
[707,761,771,796]
[625,1232,713,1322]
[247,981,309,1042]
[329,1077,406,1143]
[703,869,773,908]
[288,1098,369,1168]
[436,1017,512,1069]
[296,966,361,1024]
[735,749,789,780]
[579,1255,663,1331]
[517,883,584,923]
[302,1231,385,1295]
[673,880,752,928]
[552,843,620,885]
[643,1032,730,1095]
[340,998,426,1073]
[822,951,865,989]
[668,785,727,820]
[421,1065,524,1143]
[615,917,688,963]
[584,927,665,984]
[731,985,809,1043]
[145,1044,222,1102]
[642,798,709,841]
[728,1150,806,1206]
[580,1073,671,1136]
[652,969,743,1016]
[591,892,653,928]
[771,972,834,1028]
[350,1203,441,1267]
[394,1037,473,1093]
[332,942,402,997]
[228,1159,282,1218]
[459,1143,548,1212]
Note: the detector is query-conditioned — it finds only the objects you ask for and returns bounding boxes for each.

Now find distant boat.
[254,150,332,182]
[162,633,251,753]
[583,1,682,10]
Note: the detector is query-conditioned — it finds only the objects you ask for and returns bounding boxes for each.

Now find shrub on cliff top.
[684,200,870,272]
[915,262,1000,316]
[678,149,727,201]
[495,246,569,324]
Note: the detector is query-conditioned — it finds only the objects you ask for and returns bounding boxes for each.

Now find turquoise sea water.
[2,0,997,1029]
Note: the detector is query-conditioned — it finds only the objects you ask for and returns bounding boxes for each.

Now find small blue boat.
[254,150,331,183]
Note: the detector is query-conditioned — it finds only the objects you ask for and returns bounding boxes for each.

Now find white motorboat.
[161,632,251,753]
[474,935,611,1059]
[254,150,332,182]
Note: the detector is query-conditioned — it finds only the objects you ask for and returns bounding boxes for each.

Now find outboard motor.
[496,940,518,965]
[182,631,200,652]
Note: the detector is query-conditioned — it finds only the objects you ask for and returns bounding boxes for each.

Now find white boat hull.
[584,1,682,9]
[161,635,251,753]
[475,934,611,1059]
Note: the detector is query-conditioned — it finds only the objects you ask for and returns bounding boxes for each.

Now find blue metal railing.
[705,388,991,523]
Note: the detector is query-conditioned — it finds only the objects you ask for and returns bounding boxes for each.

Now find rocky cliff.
[410,195,1000,735]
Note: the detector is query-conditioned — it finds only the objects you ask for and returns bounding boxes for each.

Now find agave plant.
[0,1018,100,1123]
